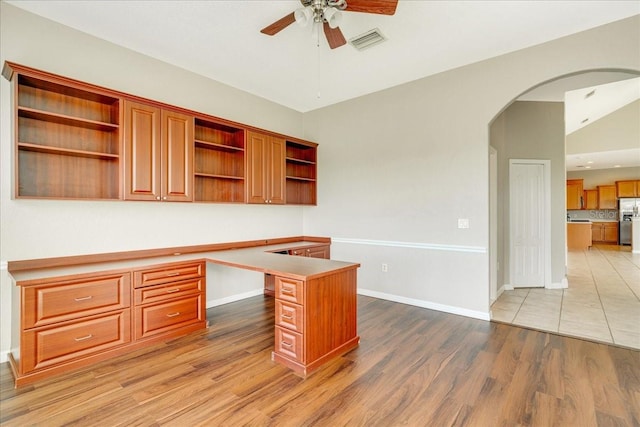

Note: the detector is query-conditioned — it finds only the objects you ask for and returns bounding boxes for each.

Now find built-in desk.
[8,237,360,386]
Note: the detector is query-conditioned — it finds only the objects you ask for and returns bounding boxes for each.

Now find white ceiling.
[6,0,640,113]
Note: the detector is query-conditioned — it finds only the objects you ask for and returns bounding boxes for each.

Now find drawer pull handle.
[281,314,293,320]
[166,288,181,293]
[281,289,294,295]
[74,296,93,302]
[74,334,93,342]
[166,312,181,318]
[166,272,181,277]
[281,341,293,348]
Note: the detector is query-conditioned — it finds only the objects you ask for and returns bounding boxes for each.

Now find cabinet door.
[591,223,603,242]
[584,190,598,210]
[616,181,637,198]
[597,185,617,210]
[566,180,583,210]
[603,224,618,243]
[306,245,330,259]
[246,131,285,204]
[124,100,162,200]
[161,110,194,202]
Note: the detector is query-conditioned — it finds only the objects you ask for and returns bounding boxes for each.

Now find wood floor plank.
[1,294,639,426]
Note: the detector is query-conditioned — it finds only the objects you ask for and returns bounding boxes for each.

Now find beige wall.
[492,101,566,289]
[567,99,640,154]
[567,166,640,189]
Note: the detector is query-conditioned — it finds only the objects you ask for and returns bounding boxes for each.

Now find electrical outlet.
[458,218,470,229]
[381,263,388,272]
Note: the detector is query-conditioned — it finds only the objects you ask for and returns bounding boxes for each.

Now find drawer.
[134,278,204,305]
[22,310,131,373]
[275,300,304,333]
[275,326,303,363]
[134,262,204,288]
[23,273,131,329]
[135,294,204,340]
[275,277,304,305]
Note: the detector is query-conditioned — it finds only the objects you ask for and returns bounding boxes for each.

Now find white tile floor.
[491,244,640,350]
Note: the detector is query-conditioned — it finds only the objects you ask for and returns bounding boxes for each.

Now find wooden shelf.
[195,172,244,180]
[285,141,317,205]
[286,176,316,182]
[18,142,119,160]
[286,157,316,165]
[18,107,119,131]
[195,139,244,152]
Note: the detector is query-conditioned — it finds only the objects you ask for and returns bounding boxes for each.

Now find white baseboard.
[357,288,490,321]
[207,289,264,308]
[503,284,514,291]
[546,277,568,289]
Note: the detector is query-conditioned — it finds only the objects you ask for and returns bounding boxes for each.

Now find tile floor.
[491,244,640,350]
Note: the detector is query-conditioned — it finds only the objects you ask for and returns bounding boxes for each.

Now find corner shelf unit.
[194,118,246,203]
[286,140,317,205]
[13,72,121,199]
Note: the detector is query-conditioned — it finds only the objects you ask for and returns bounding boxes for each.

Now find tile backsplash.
[567,209,618,221]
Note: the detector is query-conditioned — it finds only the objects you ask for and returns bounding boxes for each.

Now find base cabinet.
[592,222,618,244]
[271,269,359,376]
[11,261,206,387]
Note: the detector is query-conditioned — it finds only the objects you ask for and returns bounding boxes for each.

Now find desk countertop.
[10,241,360,285]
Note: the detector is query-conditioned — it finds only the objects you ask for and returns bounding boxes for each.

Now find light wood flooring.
[492,244,640,349]
[1,294,639,426]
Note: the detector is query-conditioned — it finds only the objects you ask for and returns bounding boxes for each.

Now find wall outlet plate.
[458,218,470,229]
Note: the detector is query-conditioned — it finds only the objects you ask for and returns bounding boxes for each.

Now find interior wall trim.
[0,261,7,270]
[332,237,487,254]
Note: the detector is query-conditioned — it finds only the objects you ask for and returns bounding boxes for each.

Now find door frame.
[489,146,498,303]
[508,159,552,288]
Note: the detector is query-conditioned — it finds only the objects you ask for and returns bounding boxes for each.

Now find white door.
[509,160,548,288]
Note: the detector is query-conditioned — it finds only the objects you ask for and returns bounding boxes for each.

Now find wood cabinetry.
[5,64,122,199]
[592,222,618,244]
[11,261,206,386]
[286,140,317,205]
[194,118,245,203]
[123,100,194,201]
[584,189,598,210]
[567,179,584,210]
[597,185,617,210]
[13,272,131,382]
[616,180,640,198]
[289,244,330,259]
[133,262,206,340]
[272,268,359,376]
[246,131,285,204]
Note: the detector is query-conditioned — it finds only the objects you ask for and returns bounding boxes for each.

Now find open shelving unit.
[285,140,317,205]
[194,118,246,203]
[14,73,121,199]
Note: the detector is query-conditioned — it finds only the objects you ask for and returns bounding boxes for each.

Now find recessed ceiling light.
[587,161,594,164]
[585,166,591,169]
[614,165,622,168]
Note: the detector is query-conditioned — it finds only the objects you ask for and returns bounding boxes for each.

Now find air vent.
[349,28,386,50]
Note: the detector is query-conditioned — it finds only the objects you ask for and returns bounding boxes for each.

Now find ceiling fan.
[260,0,398,49]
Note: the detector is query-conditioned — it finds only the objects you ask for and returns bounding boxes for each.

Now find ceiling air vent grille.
[349,28,386,51]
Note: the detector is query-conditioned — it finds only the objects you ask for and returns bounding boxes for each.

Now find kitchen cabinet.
[584,189,598,210]
[597,185,617,210]
[616,180,640,198]
[592,222,618,244]
[567,222,592,250]
[567,179,584,210]
[246,131,285,204]
[123,100,194,201]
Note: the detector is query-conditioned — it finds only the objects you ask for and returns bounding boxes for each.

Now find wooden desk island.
[7,237,360,386]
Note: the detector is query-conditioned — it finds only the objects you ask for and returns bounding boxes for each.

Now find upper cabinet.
[616,180,640,198]
[596,185,616,210]
[584,189,598,210]
[566,179,584,210]
[5,64,122,200]
[123,101,193,202]
[286,140,317,205]
[193,118,246,203]
[3,62,317,205]
[246,131,285,205]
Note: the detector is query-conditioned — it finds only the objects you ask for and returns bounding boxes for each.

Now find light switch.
[458,218,470,229]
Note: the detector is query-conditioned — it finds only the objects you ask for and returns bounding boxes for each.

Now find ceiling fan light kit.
[261,0,398,49]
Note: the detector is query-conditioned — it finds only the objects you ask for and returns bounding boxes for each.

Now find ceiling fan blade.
[344,0,398,15]
[260,12,296,36]
[323,23,347,49]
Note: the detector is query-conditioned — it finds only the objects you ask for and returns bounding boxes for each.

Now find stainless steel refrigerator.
[619,198,640,245]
